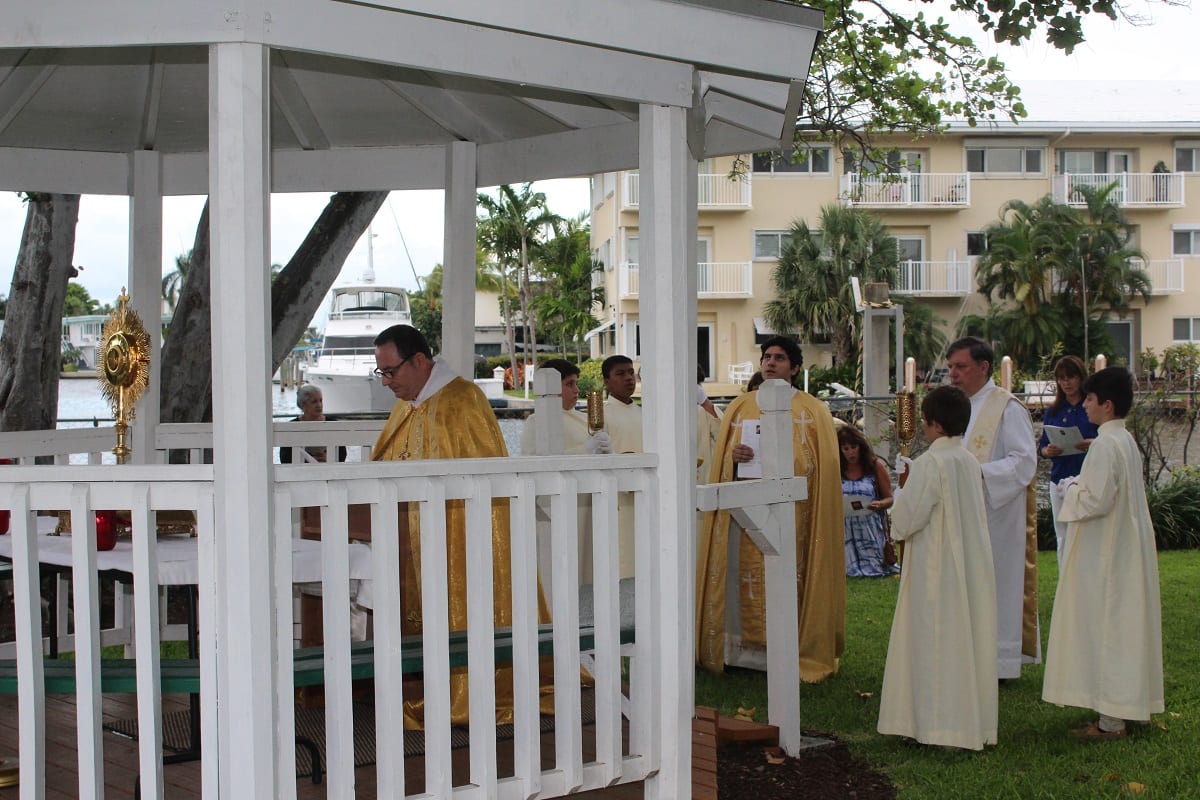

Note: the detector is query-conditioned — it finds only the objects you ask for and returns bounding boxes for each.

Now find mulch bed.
[717,738,897,800]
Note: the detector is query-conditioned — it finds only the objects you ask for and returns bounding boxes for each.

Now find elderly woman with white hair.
[280,384,346,463]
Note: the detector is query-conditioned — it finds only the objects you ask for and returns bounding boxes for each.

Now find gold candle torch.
[893,358,919,568]
[586,390,605,434]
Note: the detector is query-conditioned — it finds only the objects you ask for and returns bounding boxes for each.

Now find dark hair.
[921,385,971,437]
[1082,366,1134,418]
[373,324,432,359]
[601,354,633,379]
[946,336,994,377]
[1049,355,1088,416]
[760,336,803,385]
[697,363,707,385]
[540,358,580,379]
[836,425,879,477]
[746,371,765,392]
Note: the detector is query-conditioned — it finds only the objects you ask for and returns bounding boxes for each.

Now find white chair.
[727,361,754,385]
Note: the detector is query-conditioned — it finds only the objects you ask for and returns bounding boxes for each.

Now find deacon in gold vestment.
[372,325,550,728]
[696,337,846,682]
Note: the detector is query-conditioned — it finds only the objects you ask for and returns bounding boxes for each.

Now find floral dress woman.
[839,426,897,577]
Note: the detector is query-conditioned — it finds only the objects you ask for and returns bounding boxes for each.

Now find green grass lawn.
[696,551,1200,799]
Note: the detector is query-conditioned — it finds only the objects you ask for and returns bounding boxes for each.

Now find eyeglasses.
[373,355,411,380]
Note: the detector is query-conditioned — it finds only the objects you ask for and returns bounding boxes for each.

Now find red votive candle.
[0,458,10,534]
[95,510,118,551]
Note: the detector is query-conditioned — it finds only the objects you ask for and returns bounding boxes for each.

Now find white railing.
[841,173,970,208]
[622,172,751,209]
[1130,258,1185,294]
[0,426,660,799]
[1052,173,1184,207]
[621,261,752,298]
[892,261,972,296]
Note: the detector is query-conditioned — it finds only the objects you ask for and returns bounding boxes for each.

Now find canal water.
[55,377,526,457]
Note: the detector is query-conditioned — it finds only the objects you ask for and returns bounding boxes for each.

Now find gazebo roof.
[0,0,822,195]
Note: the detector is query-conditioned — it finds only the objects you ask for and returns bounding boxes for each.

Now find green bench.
[0,624,632,695]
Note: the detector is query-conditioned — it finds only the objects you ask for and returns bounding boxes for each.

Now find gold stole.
[967,388,1040,659]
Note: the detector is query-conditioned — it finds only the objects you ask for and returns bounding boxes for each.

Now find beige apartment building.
[586,81,1200,384]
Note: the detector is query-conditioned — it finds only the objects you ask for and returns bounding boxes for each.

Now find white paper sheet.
[1044,425,1083,453]
[736,420,762,479]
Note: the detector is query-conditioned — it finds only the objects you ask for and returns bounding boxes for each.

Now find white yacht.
[303,283,411,414]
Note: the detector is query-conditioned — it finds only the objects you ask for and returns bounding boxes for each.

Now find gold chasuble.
[372,375,552,728]
[696,389,846,682]
[965,387,1040,660]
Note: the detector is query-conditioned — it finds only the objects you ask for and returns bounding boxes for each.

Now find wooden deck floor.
[0,693,644,799]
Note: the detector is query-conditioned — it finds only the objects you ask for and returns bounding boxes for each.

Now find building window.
[1173,229,1200,256]
[966,146,1043,176]
[1176,145,1200,173]
[754,230,789,259]
[1174,318,1200,341]
[752,146,832,174]
[966,232,988,256]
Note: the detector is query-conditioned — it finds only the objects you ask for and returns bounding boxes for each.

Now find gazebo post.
[443,140,478,376]
[207,41,281,798]
[127,149,163,463]
[637,101,698,800]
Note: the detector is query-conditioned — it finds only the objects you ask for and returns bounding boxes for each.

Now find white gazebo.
[0,2,822,798]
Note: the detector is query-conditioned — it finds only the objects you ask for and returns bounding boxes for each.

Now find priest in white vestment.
[947,337,1038,680]
[601,355,641,578]
[1043,367,1163,738]
[879,386,997,750]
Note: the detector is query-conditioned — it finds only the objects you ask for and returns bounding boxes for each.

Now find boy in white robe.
[879,386,998,750]
[1043,367,1163,740]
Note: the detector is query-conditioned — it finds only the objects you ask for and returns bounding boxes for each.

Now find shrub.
[1036,503,1056,551]
[1147,467,1200,550]
[577,358,603,396]
[807,364,857,396]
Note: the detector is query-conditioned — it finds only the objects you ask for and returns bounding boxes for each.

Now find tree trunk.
[501,266,517,380]
[0,193,81,432]
[159,191,388,423]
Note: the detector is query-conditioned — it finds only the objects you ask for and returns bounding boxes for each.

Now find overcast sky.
[2,1,1196,323]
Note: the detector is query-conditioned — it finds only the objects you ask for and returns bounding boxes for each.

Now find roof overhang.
[0,0,824,195]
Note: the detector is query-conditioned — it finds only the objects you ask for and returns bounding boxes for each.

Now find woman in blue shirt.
[1037,355,1099,568]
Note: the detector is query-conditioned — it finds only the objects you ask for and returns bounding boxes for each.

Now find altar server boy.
[878,386,998,750]
[1043,367,1163,740]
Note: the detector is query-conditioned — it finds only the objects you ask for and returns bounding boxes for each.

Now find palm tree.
[534,214,604,359]
[162,249,191,313]
[897,300,948,376]
[763,205,899,369]
[966,186,1150,368]
[477,184,561,367]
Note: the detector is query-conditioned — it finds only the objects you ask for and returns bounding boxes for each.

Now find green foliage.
[807,363,858,396]
[1127,347,1200,483]
[63,282,100,316]
[697,550,1200,800]
[162,249,191,313]
[0,292,6,319]
[964,188,1145,371]
[1147,468,1200,550]
[894,301,948,376]
[764,205,898,367]
[532,215,604,359]
[577,358,603,396]
[408,287,442,354]
[787,0,1119,159]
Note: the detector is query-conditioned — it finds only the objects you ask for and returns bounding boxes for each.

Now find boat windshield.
[332,290,408,314]
[322,335,377,354]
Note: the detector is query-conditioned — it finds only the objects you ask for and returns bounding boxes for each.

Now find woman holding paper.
[838,425,897,577]
[1037,355,1099,568]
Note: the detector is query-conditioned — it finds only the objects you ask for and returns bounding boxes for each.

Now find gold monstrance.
[586,390,605,434]
[97,289,151,464]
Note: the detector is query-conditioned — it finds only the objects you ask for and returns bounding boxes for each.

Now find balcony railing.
[1052,258,1183,296]
[891,261,972,297]
[841,173,970,209]
[1052,173,1185,208]
[620,261,752,298]
[1130,258,1184,294]
[622,172,751,209]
